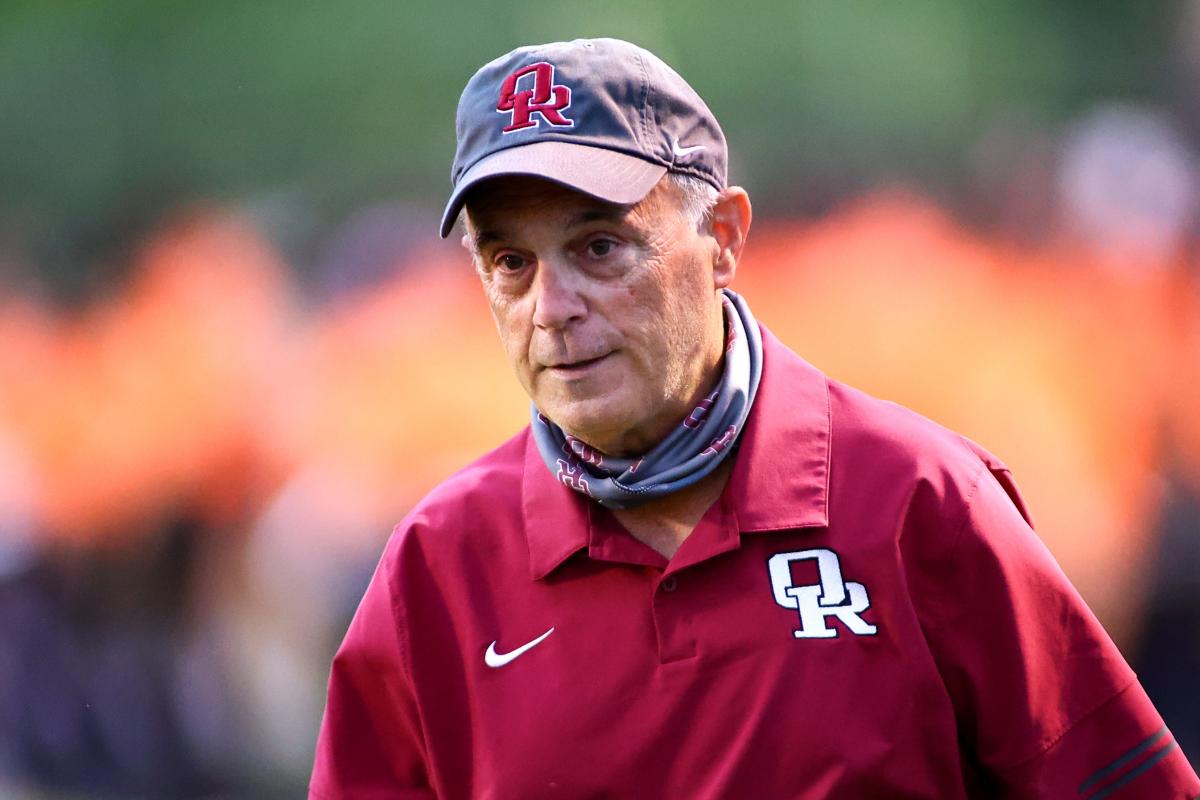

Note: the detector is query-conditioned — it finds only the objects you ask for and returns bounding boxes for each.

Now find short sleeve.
[309,543,435,800]
[915,463,1200,798]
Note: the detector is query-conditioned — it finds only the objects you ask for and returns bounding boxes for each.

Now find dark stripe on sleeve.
[1078,727,1168,795]
[1087,741,1178,800]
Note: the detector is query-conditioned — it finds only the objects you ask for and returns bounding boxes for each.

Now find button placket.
[653,572,695,662]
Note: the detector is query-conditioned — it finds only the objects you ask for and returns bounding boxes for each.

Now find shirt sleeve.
[309,543,435,800]
[915,461,1200,798]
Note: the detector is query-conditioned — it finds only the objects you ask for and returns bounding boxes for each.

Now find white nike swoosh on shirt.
[672,139,706,158]
[484,627,555,668]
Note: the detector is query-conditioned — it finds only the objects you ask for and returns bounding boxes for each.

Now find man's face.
[463,176,727,456]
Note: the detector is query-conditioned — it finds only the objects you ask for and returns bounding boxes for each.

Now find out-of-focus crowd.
[1,183,1199,796]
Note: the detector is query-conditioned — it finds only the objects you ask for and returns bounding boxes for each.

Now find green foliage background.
[0,1,1176,293]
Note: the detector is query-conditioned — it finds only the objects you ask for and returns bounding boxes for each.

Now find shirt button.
[661,576,679,593]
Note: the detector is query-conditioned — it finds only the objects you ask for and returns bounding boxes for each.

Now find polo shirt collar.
[523,324,831,580]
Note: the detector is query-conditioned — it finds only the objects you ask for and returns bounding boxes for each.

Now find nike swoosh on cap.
[672,138,706,157]
[484,627,555,668]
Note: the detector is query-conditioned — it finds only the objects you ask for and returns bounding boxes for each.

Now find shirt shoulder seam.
[995,678,1141,772]
[916,449,1000,639]
[942,450,992,575]
[384,535,417,689]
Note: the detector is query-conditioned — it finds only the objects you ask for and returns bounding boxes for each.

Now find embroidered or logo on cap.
[496,62,574,133]
[671,137,706,158]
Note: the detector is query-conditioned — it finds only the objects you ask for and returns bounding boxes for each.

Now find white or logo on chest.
[767,549,878,639]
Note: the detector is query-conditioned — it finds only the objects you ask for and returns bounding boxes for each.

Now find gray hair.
[665,172,721,230]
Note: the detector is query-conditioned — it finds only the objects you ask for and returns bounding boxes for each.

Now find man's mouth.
[546,352,612,374]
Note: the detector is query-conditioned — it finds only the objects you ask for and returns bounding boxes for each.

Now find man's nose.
[530,260,587,330]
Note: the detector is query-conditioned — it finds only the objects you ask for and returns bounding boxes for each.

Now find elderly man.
[309,39,1199,798]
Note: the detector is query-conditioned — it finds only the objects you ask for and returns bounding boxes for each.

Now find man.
[310,38,1199,798]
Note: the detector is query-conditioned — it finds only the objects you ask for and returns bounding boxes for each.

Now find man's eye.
[495,253,526,271]
[586,239,616,257]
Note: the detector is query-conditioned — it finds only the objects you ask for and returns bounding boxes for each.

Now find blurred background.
[2,1,1199,796]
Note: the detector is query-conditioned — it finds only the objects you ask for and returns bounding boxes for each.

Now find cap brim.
[439,141,668,238]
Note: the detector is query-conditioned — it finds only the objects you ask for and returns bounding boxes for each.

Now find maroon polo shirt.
[310,327,1199,799]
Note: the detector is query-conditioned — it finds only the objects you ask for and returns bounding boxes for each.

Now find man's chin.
[538,398,632,453]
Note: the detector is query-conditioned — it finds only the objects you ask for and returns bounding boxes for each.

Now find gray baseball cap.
[440,37,727,238]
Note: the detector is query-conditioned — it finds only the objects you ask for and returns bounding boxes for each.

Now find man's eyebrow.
[568,208,628,227]
[470,207,629,250]
[470,230,503,251]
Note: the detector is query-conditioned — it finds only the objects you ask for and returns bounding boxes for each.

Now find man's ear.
[710,187,752,289]
[459,214,482,269]
[458,211,474,251]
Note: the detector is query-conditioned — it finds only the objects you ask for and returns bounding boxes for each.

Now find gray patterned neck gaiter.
[531,288,763,510]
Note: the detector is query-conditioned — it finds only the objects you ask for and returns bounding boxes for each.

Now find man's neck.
[609,456,736,560]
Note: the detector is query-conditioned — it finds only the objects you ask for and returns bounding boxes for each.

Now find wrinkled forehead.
[463,174,674,235]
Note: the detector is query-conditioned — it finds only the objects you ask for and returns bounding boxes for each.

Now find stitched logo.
[768,549,878,639]
[497,62,573,133]
[671,137,706,158]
